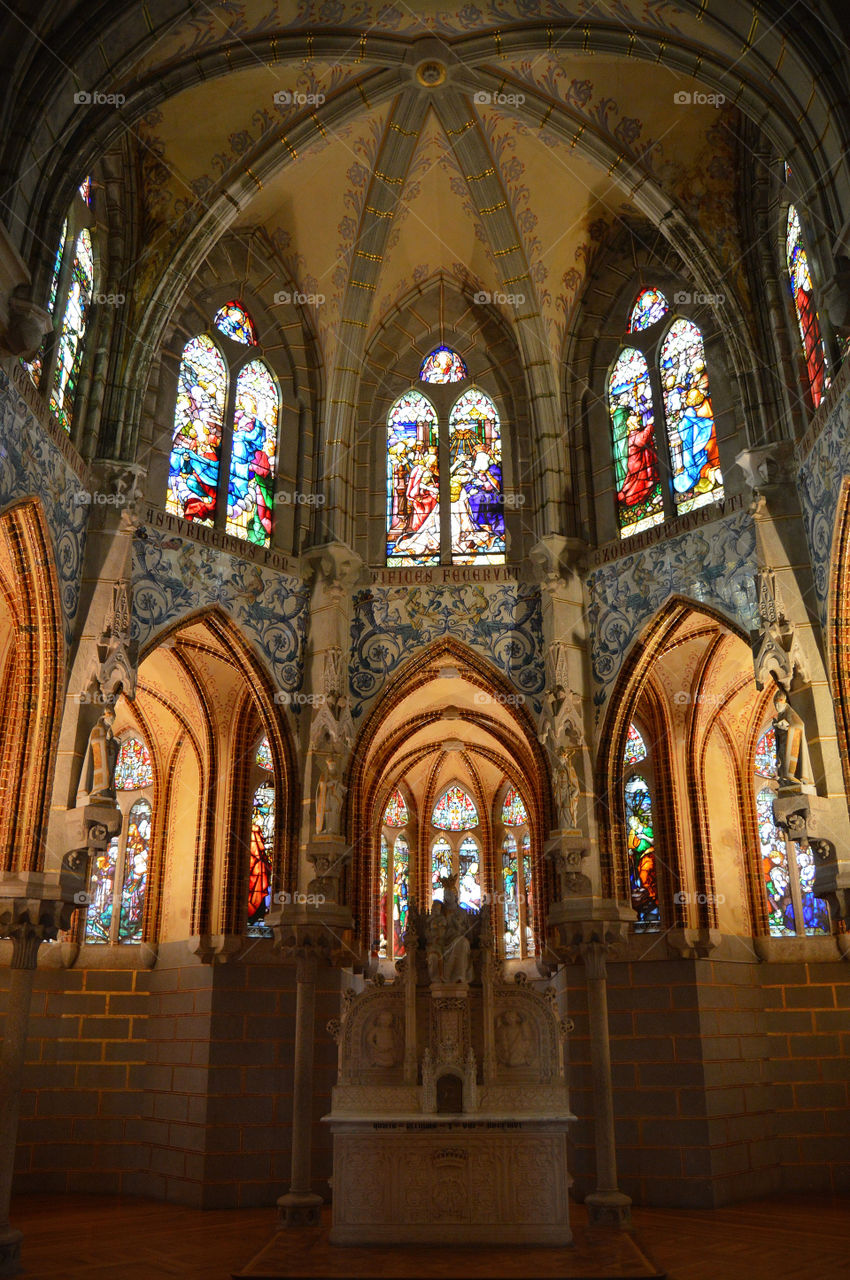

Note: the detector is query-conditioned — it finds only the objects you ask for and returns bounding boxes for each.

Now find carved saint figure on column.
[76,706,120,806]
[772,689,814,790]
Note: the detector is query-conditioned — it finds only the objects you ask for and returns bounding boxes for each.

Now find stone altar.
[325,877,575,1244]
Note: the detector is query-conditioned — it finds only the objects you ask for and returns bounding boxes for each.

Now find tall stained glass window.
[85,736,153,945]
[448,388,505,565]
[432,786,478,831]
[502,832,520,957]
[609,347,663,537]
[214,300,257,346]
[498,785,535,959]
[431,836,454,901]
[392,834,410,954]
[247,781,274,935]
[659,319,724,513]
[378,791,411,960]
[256,737,273,771]
[458,836,481,909]
[25,220,68,387]
[419,345,468,383]
[166,334,227,526]
[226,358,278,546]
[623,723,648,766]
[49,228,94,432]
[754,727,829,937]
[628,287,669,333]
[386,390,440,565]
[786,205,829,409]
[622,723,660,931]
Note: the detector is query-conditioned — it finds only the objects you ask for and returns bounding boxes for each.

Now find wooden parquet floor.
[8,1193,847,1280]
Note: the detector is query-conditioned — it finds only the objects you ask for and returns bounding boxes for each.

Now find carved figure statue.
[365,1011,401,1067]
[553,745,582,830]
[495,1010,535,1067]
[315,754,346,835]
[772,689,814,790]
[424,876,474,984]
[76,707,120,807]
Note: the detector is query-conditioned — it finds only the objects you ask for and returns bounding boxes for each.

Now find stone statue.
[772,689,814,790]
[76,707,120,807]
[424,876,474,984]
[553,745,582,830]
[495,1010,535,1067]
[315,754,346,835]
[365,1011,401,1067]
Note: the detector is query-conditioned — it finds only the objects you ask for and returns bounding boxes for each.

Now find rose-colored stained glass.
[501,785,529,827]
[114,738,154,791]
[382,788,409,827]
[431,785,478,831]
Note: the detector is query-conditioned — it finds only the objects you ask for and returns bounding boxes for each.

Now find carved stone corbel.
[750,569,809,692]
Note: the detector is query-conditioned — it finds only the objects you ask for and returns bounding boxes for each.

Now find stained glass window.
[85,836,119,943]
[786,206,829,409]
[502,833,520,957]
[624,723,648,765]
[386,390,440,565]
[501,785,529,827]
[432,786,479,831]
[49,228,94,432]
[247,782,274,935]
[118,799,151,943]
[392,834,410,954]
[448,388,505,565]
[419,345,468,384]
[431,837,453,901]
[755,728,778,780]
[213,300,257,345]
[382,788,409,827]
[166,334,227,526]
[659,319,724,514]
[256,737,273,771]
[757,786,794,937]
[25,220,68,387]
[458,836,481,909]
[624,775,660,931]
[796,845,830,935]
[226,358,278,546]
[379,834,390,956]
[628,287,669,333]
[78,176,92,206]
[114,738,154,791]
[609,347,663,538]
[522,830,533,953]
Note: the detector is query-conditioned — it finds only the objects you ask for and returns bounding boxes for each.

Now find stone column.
[581,941,632,1228]
[0,928,38,1276]
[278,949,324,1226]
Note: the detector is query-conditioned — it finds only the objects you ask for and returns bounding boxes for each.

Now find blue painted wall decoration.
[131,524,310,694]
[797,385,850,621]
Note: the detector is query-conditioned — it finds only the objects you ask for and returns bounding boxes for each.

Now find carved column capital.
[0,872,96,969]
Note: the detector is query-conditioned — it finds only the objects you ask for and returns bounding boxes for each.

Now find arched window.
[378,788,411,960]
[432,785,479,830]
[754,727,830,937]
[608,290,725,538]
[49,227,95,432]
[498,785,535,959]
[430,786,481,908]
[785,205,829,409]
[448,388,505,564]
[419,345,468,383]
[386,389,440,565]
[85,737,153,945]
[24,220,67,387]
[247,736,275,935]
[622,724,661,931]
[166,301,280,547]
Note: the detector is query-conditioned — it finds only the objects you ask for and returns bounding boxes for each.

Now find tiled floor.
[8,1193,848,1280]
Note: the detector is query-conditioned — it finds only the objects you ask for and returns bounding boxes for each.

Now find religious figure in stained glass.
[432,786,479,831]
[624,723,648,766]
[386,390,440,565]
[431,837,453,901]
[786,206,828,409]
[659,319,724,513]
[213,300,257,346]
[448,388,505,565]
[458,836,481,909]
[256,737,273,771]
[382,788,409,828]
[166,334,227,526]
[624,775,660,930]
[49,228,94,431]
[796,845,830,934]
[609,347,663,537]
[754,726,778,780]
[628,287,669,333]
[757,786,794,936]
[226,358,278,546]
[392,834,410,954]
[78,176,92,205]
[118,800,151,943]
[114,739,154,791]
[501,785,529,827]
[247,783,274,934]
[502,833,520,957]
[378,835,390,956]
[85,838,118,943]
[522,831,533,953]
[419,345,468,384]
[26,219,67,386]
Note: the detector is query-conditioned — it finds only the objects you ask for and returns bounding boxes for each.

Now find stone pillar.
[277,949,324,1226]
[581,941,632,1228]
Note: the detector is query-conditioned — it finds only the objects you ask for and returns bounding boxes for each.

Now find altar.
[324,877,575,1245]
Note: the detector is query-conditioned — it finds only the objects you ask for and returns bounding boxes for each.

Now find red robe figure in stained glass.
[247,823,272,926]
[617,405,659,509]
[796,283,826,408]
[405,448,439,531]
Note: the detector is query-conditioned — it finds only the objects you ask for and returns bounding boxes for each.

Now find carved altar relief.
[495,1009,537,1068]
[364,1010,402,1068]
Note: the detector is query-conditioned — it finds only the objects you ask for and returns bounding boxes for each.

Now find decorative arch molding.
[827,475,850,803]
[0,498,64,873]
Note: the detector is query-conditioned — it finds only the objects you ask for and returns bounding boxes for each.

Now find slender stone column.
[0,928,41,1276]
[278,949,324,1226]
[581,941,632,1227]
